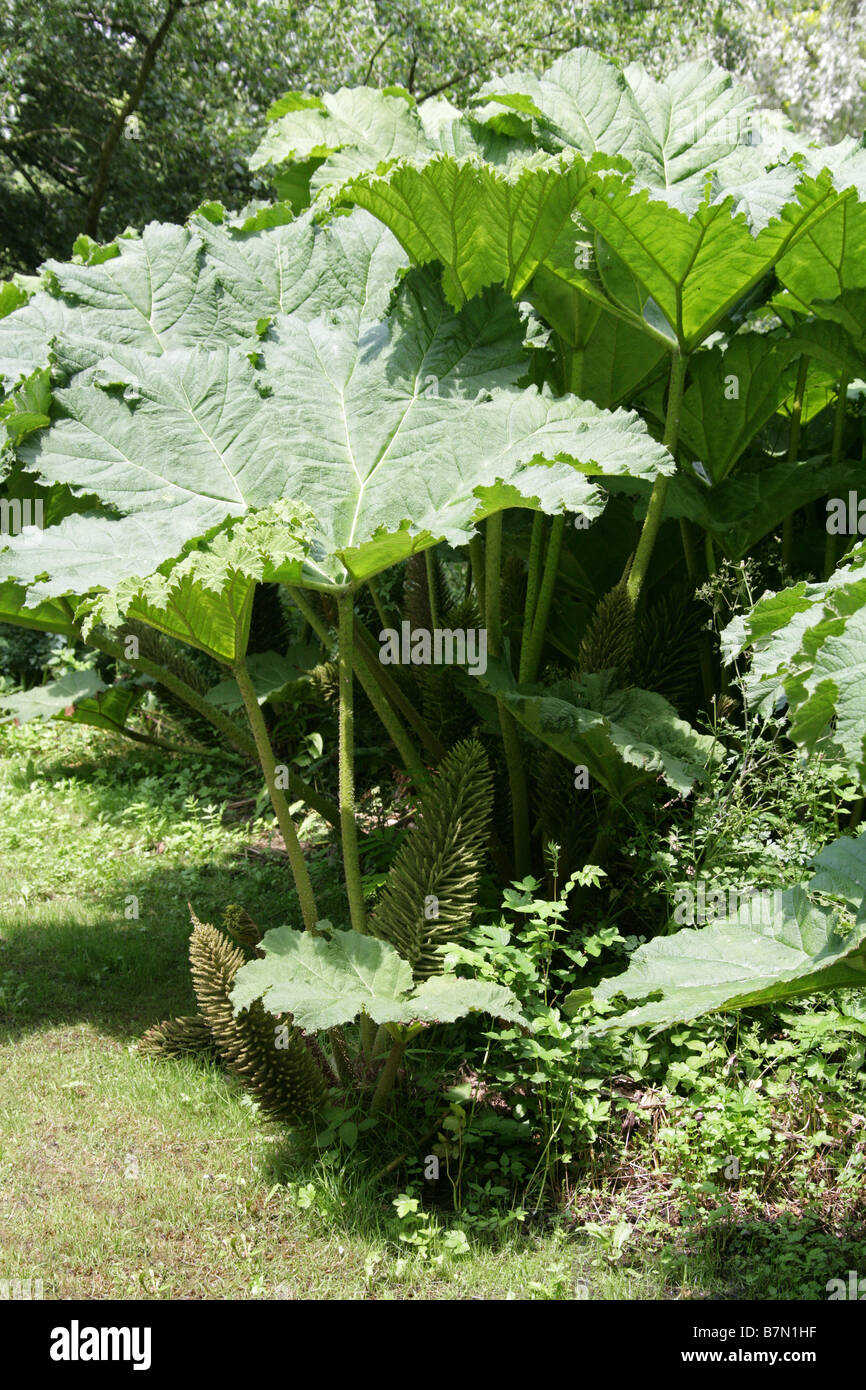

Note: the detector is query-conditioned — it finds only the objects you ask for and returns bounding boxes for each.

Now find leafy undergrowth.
[2,720,865,1299]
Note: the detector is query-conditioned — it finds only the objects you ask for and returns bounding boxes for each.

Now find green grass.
[2,719,864,1300]
[0,721,673,1299]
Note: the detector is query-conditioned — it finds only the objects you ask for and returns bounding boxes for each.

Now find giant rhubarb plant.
[0,196,672,1111]
[6,46,866,1101]
[243,44,866,1042]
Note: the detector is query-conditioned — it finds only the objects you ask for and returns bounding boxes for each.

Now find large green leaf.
[346,151,605,309]
[811,833,866,906]
[474,50,758,191]
[343,149,852,354]
[585,890,866,1032]
[722,545,866,782]
[251,87,518,203]
[530,253,667,409]
[229,926,525,1032]
[665,330,805,482]
[655,454,864,560]
[1,228,672,606]
[579,834,866,1033]
[82,501,313,664]
[60,681,147,736]
[0,670,147,736]
[0,580,78,638]
[258,51,761,205]
[0,208,412,604]
[0,508,212,607]
[250,51,860,356]
[473,664,717,800]
[191,202,410,334]
[0,225,208,387]
[578,169,844,352]
[775,141,866,306]
[0,209,409,388]
[0,670,105,722]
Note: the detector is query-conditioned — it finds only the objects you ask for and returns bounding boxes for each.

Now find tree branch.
[83,0,189,238]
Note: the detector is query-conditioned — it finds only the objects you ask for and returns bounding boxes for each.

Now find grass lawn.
[1,720,864,1300]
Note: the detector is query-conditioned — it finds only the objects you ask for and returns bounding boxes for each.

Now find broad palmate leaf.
[0,209,672,610]
[257,50,762,203]
[0,671,145,738]
[229,926,526,1032]
[653,455,863,561]
[254,49,860,354]
[474,664,718,800]
[722,544,866,783]
[577,833,866,1032]
[250,86,520,206]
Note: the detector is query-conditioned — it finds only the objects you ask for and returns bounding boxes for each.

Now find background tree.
[4,1,864,279]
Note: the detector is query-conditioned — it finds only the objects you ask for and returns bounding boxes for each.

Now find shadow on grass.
[0,847,347,1041]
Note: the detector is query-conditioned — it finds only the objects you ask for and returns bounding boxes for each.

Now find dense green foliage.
[3,36,866,1223]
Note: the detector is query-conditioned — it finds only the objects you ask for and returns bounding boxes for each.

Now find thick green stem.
[233,657,320,933]
[521,512,545,675]
[370,1035,406,1113]
[288,585,331,647]
[782,355,809,572]
[353,615,445,760]
[290,585,443,764]
[103,722,222,759]
[353,637,430,787]
[469,533,486,621]
[485,513,503,659]
[521,513,565,685]
[367,574,395,634]
[371,1023,391,1060]
[486,512,531,876]
[337,590,367,937]
[825,373,849,579]
[88,629,256,760]
[89,627,341,826]
[425,548,440,632]
[627,349,688,606]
